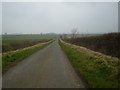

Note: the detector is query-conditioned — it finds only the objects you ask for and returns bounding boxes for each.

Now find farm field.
[1,34,57,53]
[63,33,120,58]
[2,34,57,44]
[2,34,57,41]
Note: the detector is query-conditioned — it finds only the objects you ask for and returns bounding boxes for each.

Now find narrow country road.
[3,40,85,88]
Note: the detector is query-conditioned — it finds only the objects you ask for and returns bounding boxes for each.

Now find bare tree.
[71,28,78,38]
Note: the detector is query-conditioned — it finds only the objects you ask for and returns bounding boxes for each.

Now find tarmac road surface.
[3,40,85,88]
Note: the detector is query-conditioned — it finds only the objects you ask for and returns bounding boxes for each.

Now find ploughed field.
[63,33,120,58]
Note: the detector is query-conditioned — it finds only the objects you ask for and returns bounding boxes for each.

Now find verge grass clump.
[59,40,119,88]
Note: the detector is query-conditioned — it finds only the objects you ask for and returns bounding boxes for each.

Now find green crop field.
[1,34,57,53]
[2,34,57,44]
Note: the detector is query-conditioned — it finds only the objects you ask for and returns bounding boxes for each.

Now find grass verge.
[59,40,119,88]
[2,41,52,72]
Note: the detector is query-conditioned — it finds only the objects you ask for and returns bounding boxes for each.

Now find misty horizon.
[2,2,118,34]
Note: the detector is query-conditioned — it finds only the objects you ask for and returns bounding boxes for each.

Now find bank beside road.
[59,40,119,88]
[2,40,53,72]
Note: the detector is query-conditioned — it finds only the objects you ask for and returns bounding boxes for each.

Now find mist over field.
[2,2,118,34]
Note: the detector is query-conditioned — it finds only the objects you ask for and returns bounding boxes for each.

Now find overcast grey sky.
[2,2,118,34]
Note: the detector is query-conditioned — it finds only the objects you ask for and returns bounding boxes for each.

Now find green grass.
[59,40,119,88]
[2,34,57,44]
[2,34,57,53]
[2,41,52,71]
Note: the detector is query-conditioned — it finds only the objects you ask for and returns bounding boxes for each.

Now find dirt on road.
[3,40,85,88]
